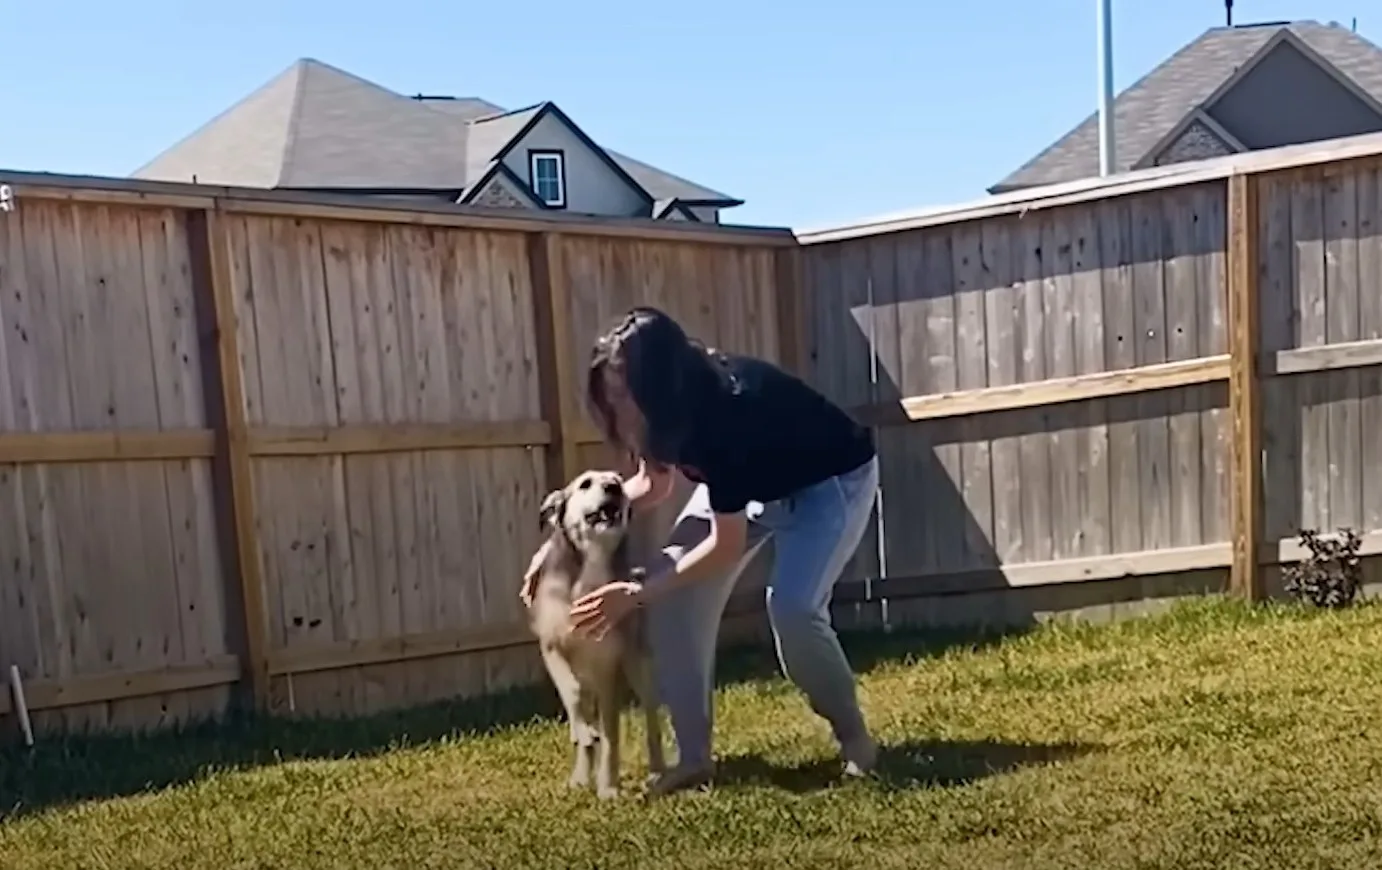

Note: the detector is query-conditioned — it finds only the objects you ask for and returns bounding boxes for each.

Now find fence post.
[528,232,580,491]
[1227,172,1265,601]
[187,204,271,708]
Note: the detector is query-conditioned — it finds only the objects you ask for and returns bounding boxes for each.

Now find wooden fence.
[0,173,795,733]
[5,129,1382,736]
[796,130,1382,630]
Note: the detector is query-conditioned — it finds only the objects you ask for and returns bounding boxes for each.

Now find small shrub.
[1283,528,1363,609]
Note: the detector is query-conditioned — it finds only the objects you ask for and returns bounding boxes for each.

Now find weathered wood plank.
[1068,205,1111,559]
[1195,183,1230,546]
[924,231,965,573]
[1131,193,1172,553]
[981,217,1023,565]
[1359,165,1382,534]
[1016,215,1052,563]
[1259,175,1300,543]
[1099,197,1143,555]
[1162,188,1205,550]
[951,224,993,570]
[1042,211,1081,561]
[1323,170,1363,533]
[1292,173,1329,534]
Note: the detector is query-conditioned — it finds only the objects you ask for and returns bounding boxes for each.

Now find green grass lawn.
[5,595,1382,869]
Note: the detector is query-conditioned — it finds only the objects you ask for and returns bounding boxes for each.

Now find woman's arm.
[568,508,748,637]
[638,510,748,605]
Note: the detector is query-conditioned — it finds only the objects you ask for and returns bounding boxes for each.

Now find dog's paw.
[596,785,620,801]
[567,773,590,790]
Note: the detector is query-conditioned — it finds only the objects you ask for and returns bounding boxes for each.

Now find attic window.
[528,150,566,208]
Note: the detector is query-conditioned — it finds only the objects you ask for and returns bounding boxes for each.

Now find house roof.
[990,20,1382,192]
[131,58,740,205]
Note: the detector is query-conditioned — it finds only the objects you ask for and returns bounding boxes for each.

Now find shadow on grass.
[715,738,1098,794]
[718,619,1027,686]
[0,622,1028,821]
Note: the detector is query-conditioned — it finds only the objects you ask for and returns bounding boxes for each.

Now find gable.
[469,172,540,210]
[990,21,1382,193]
[1151,117,1240,166]
[497,110,651,215]
[1205,39,1382,149]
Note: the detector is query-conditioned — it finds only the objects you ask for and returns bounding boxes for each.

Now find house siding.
[1207,40,1382,149]
[500,114,649,216]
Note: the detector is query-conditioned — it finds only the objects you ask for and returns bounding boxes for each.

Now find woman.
[524,306,880,796]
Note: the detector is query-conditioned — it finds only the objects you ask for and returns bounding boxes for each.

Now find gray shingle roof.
[609,150,739,203]
[990,20,1382,192]
[131,58,739,204]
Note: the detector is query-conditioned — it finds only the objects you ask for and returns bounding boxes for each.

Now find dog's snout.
[602,480,622,498]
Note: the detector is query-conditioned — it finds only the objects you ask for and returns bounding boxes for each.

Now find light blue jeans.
[644,455,879,768]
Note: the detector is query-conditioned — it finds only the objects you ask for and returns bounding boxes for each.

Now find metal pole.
[1097,0,1116,176]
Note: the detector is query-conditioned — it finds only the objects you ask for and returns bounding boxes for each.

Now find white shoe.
[841,733,878,778]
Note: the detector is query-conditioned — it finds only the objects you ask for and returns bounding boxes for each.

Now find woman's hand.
[625,458,675,511]
[569,581,646,640]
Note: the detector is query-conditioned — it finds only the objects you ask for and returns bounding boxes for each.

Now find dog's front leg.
[572,695,598,791]
[594,666,623,799]
[541,647,594,789]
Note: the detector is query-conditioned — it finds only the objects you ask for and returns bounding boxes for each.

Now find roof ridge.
[274,60,312,188]
[294,56,469,117]
[467,102,547,124]
[413,94,493,100]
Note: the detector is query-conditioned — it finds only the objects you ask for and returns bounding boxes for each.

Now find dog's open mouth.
[585,501,624,530]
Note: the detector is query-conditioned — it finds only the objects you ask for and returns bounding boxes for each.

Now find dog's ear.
[538,489,566,530]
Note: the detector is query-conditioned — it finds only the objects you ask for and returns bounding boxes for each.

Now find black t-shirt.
[668,353,875,515]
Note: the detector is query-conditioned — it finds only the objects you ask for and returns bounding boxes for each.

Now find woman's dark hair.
[586,306,733,464]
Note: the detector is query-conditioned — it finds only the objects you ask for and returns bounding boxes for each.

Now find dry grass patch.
[5,596,1382,868]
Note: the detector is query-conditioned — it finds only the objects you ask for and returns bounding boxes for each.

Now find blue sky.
[1,1,1375,229]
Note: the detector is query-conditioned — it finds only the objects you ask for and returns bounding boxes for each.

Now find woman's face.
[598,364,647,453]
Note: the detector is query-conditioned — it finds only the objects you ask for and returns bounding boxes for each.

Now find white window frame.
[529,152,566,208]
